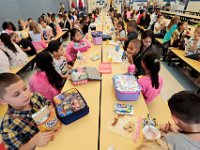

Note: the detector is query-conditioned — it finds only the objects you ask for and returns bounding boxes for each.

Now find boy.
[10,33,37,56]
[0,73,54,150]
[124,39,141,64]
[39,20,54,41]
[116,20,138,51]
[137,91,200,150]
[47,40,71,79]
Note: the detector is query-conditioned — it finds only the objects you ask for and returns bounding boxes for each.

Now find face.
[0,80,31,110]
[194,28,200,40]
[117,24,123,31]
[142,37,152,48]
[127,43,139,56]
[58,45,64,56]
[114,18,118,24]
[41,21,47,28]
[181,22,188,30]
[158,16,164,23]
[127,25,134,33]
[74,31,82,42]
[15,36,21,43]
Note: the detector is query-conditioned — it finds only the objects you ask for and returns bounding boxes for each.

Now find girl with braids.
[29,51,64,102]
[138,50,163,103]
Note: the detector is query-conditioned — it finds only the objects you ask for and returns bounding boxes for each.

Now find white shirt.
[0,49,10,73]
[154,22,161,34]
[53,56,68,75]
[29,31,42,42]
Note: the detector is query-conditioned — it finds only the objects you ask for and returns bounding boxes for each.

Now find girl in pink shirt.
[29,51,64,103]
[66,28,91,63]
[138,50,163,103]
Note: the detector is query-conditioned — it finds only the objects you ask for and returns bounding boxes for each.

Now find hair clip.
[154,59,159,64]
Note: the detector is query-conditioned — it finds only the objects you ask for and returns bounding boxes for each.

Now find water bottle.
[77,50,82,61]
[128,64,136,75]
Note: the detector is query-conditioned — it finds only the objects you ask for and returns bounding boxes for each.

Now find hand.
[33,131,54,147]
[159,122,181,133]
[127,54,133,64]
[27,47,31,51]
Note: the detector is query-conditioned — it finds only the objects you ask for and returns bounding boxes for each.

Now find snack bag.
[32,106,62,132]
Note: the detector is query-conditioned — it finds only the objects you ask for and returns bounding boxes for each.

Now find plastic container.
[113,75,141,101]
[92,31,103,45]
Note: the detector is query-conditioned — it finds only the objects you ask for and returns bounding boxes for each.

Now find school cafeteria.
[0,0,200,150]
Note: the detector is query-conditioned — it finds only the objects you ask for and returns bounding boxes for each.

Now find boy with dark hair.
[47,40,71,79]
[116,20,138,50]
[137,91,200,150]
[0,73,54,150]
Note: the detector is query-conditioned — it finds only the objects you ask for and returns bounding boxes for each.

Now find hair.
[157,14,164,19]
[27,18,32,22]
[194,25,200,33]
[10,32,19,43]
[177,21,187,29]
[168,91,200,124]
[29,21,41,34]
[47,40,62,53]
[127,20,137,29]
[35,51,63,90]
[70,28,82,41]
[167,16,180,30]
[0,33,18,53]
[117,21,125,31]
[129,39,142,49]
[2,22,12,30]
[141,30,155,47]
[142,50,160,89]
[0,73,21,98]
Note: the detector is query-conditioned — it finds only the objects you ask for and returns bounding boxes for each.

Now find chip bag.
[32,106,62,132]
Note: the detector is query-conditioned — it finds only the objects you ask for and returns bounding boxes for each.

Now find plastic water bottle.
[77,50,82,61]
[128,64,136,75]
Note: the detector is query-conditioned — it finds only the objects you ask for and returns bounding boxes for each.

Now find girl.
[162,16,180,60]
[0,33,28,68]
[66,28,91,63]
[185,25,200,55]
[113,17,119,30]
[154,14,165,35]
[2,22,14,35]
[134,30,157,76]
[29,21,47,51]
[138,50,163,103]
[171,21,188,49]
[116,21,126,47]
[29,51,64,102]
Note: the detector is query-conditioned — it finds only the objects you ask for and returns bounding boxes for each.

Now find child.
[29,21,47,51]
[136,91,200,149]
[1,22,14,35]
[51,14,62,35]
[134,30,157,76]
[116,21,126,47]
[0,73,54,149]
[10,33,37,56]
[138,11,151,29]
[125,39,141,64]
[81,16,90,35]
[116,20,138,51]
[113,16,119,30]
[66,28,91,63]
[0,33,28,68]
[29,51,64,101]
[47,40,71,79]
[185,25,200,55]
[171,21,188,49]
[162,16,180,60]
[39,19,54,41]
[153,14,165,34]
[138,50,163,103]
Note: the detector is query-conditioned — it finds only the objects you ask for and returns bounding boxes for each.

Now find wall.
[186,1,200,12]
[0,0,69,30]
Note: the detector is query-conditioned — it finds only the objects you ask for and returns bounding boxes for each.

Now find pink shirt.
[66,39,91,62]
[138,76,163,103]
[29,71,60,102]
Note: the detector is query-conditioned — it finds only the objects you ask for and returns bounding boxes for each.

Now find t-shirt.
[138,75,163,103]
[53,56,69,75]
[163,24,178,43]
[124,31,138,50]
[29,31,42,42]
[164,133,200,150]
[42,25,53,40]
[185,36,200,55]
[0,50,10,73]
[119,30,126,46]
[18,39,37,56]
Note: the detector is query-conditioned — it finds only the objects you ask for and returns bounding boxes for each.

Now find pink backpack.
[73,41,89,52]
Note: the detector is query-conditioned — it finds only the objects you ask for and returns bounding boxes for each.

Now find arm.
[116,36,128,41]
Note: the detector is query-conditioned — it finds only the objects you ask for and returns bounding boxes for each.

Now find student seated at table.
[148,8,161,30]
[0,47,10,73]
[134,30,157,76]
[185,24,200,55]
[39,19,54,41]
[116,20,138,51]
[153,14,166,38]
[137,10,151,29]
[29,21,47,51]
[18,19,28,31]
[0,73,55,150]
[138,50,163,103]
[50,13,62,35]
[81,15,90,35]
[125,39,141,64]
[47,40,71,79]
[1,22,14,35]
[113,16,119,30]
[73,22,85,37]
[171,21,188,50]
[162,16,180,61]
[136,91,200,150]
[0,33,28,68]
[116,21,126,47]
[10,33,37,56]
[66,28,91,64]
[29,51,64,101]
